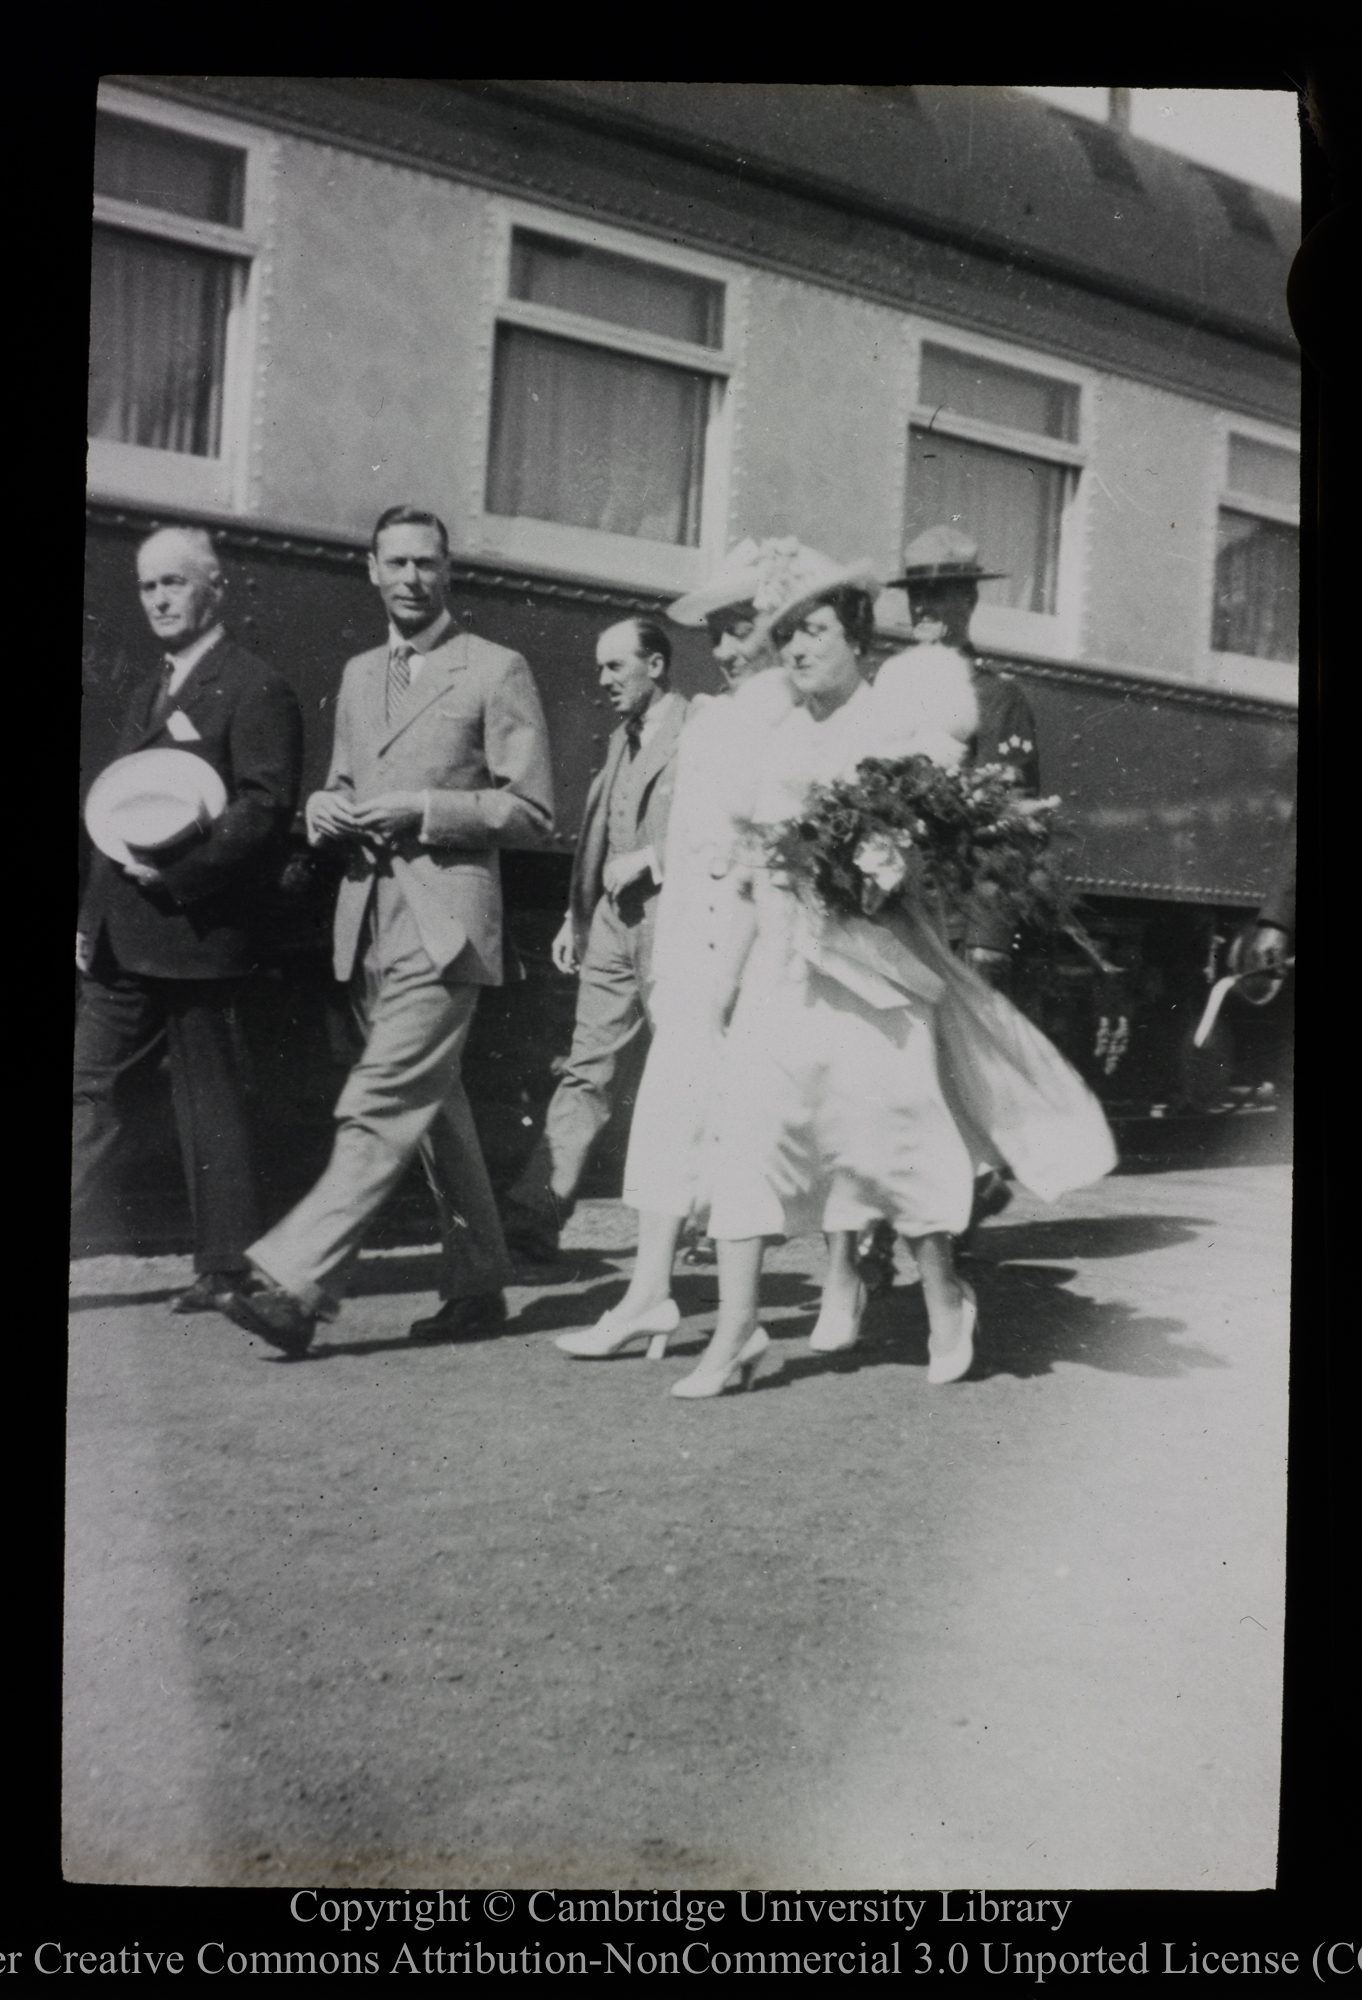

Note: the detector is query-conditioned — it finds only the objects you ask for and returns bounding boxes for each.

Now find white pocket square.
[165,710,202,742]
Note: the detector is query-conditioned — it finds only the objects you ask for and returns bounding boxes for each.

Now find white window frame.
[892,322,1092,661]
[1200,411,1301,699]
[476,198,744,594]
[87,84,271,515]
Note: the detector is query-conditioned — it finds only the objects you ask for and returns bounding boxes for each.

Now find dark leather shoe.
[856,1219,899,1294]
[171,1272,243,1315]
[408,1293,508,1343]
[970,1169,1014,1227]
[225,1281,316,1357]
[503,1223,563,1265]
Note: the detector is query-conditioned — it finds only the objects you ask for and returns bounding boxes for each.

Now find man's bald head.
[136,525,227,653]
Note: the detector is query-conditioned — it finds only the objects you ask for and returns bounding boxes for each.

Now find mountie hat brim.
[885,562,1009,588]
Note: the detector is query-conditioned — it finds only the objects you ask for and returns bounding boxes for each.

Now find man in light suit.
[73,525,303,1312]
[228,505,554,1355]
[501,618,688,1265]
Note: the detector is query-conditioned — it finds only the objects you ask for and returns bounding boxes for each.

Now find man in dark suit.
[227,505,554,1356]
[501,618,689,1265]
[73,525,303,1311]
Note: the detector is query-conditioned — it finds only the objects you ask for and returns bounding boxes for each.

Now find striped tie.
[387,640,415,723]
[149,659,177,733]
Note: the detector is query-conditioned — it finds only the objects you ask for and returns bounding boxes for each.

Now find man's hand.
[121,858,163,888]
[75,931,93,975]
[350,792,425,841]
[307,791,362,844]
[602,849,655,901]
[551,915,581,976]
[1246,923,1291,974]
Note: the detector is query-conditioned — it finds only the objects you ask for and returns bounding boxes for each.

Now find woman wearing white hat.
[658,544,985,1395]
[553,540,801,1360]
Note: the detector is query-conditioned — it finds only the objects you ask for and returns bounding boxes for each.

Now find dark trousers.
[72,962,260,1272]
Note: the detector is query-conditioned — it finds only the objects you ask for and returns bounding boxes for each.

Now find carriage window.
[486,227,730,549]
[89,113,248,461]
[88,93,261,510]
[907,343,1083,618]
[1212,434,1299,664]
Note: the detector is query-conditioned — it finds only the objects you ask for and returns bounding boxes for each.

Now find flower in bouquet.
[852,828,919,914]
[758,754,1076,936]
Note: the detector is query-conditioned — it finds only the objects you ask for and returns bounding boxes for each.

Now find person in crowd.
[863,524,1045,1272]
[885,524,1041,985]
[500,619,689,1267]
[553,540,800,1358]
[226,505,553,1356]
[675,545,1114,1399]
[74,525,303,1314]
[1246,799,1296,972]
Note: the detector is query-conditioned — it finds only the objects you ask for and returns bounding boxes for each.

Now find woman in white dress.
[671,551,1116,1398]
[554,543,808,1361]
[669,555,984,1396]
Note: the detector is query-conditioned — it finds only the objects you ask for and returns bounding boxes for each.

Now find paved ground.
[64,1157,1290,1891]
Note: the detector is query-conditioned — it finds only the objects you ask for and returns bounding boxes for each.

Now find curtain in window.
[486,327,709,546]
[1213,512,1299,662]
[907,429,1071,614]
[88,229,232,458]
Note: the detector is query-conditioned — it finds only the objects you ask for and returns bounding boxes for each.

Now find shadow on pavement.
[758,1261,1219,1389]
[69,1287,183,1312]
[974,1213,1214,1262]
[509,1269,820,1338]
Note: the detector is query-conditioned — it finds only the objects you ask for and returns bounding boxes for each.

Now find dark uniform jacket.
[79,634,303,981]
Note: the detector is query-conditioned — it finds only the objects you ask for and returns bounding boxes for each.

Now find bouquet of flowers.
[759,755,1073,933]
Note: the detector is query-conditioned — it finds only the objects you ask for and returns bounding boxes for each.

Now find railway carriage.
[80,79,1299,1243]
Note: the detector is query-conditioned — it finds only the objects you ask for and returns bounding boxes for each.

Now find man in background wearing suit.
[228,505,554,1356]
[73,525,303,1313]
[501,618,688,1266]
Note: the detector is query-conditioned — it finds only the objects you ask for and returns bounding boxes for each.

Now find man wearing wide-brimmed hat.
[885,525,1042,984]
[73,525,303,1312]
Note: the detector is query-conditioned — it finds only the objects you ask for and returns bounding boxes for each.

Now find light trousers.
[505,894,656,1233]
[248,895,511,1313]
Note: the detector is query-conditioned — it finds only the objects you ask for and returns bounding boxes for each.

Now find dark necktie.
[387,641,416,723]
[148,659,177,733]
[625,715,643,758]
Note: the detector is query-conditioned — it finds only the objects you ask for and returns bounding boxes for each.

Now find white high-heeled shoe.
[554,1296,681,1360]
[808,1279,867,1353]
[671,1326,770,1399]
[926,1280,977,1385]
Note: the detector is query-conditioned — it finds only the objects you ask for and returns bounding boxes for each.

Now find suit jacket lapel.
[123,670,167,752]
[127,633,229,750]
[629,693,687,817]
[377,630,466,755]
[572,726,628,922]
